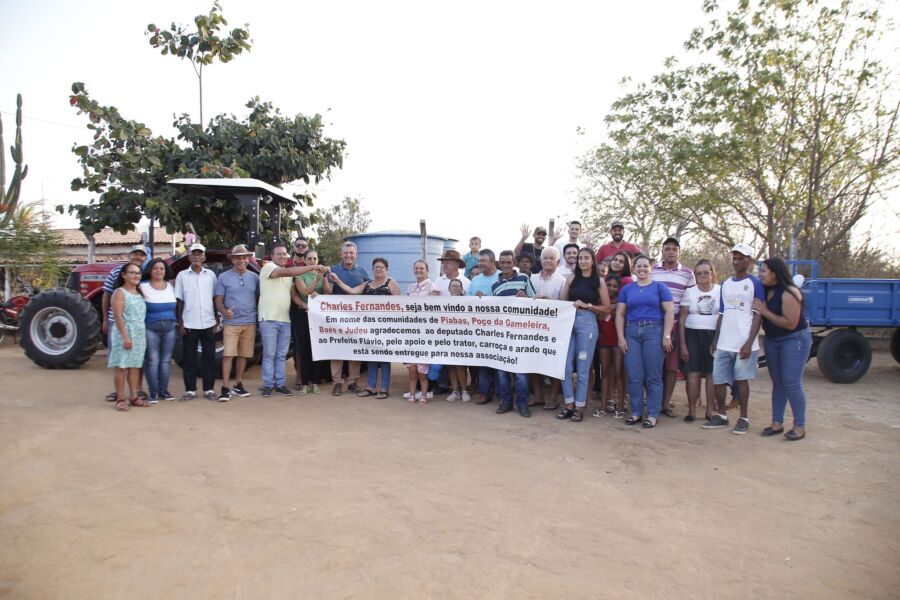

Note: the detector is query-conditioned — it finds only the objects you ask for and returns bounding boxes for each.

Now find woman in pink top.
[404,260,435,404]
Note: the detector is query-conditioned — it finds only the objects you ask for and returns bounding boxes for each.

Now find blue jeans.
[765,329,812,428]
[367,362,391,391]
[624,321,665,419]
[479,367,496,399]
[259,320,291,388]
[497,371,530,409]
[144,319,176,399]
[561,310,599,408]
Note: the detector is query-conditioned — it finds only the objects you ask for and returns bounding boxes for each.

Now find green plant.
[0,94,28,226]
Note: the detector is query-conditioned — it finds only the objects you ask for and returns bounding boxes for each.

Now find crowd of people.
[104,220,812,440]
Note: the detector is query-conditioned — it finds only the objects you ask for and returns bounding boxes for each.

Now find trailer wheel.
[891,328,900,364]
[816,329,872,383]
[19,288,100,369]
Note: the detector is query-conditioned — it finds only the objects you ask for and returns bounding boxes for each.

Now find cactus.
[0,94,28,226]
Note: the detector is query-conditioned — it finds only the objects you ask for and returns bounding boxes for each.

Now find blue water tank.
[346,230,458,292]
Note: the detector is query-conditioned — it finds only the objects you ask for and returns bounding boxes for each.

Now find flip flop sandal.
[643,418,658,428]
[105,392,118,402]
[614,411,625,419]
[130,396,151,408]
[784,430,805,441]
[357,389,377,397]
[625,416,642,425]
[661,408,677,418]
[115,398,129,412]
[591,408,606,418]
[376,392,389,399]
[683,415,695,422]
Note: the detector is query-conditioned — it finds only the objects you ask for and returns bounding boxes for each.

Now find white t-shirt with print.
[682,284,720,330]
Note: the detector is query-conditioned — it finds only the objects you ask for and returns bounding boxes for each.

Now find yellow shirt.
[257,262,293,322]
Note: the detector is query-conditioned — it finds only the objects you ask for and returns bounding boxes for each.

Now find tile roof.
[56,227,184,246]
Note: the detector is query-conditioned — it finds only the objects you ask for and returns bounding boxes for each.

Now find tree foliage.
[60,84,346,248]
[146,1,252,124]
[312,197,372,266]
[579,0,899,260]
[0,202,64,292]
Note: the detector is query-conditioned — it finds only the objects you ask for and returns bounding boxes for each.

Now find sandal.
[643,417,657,429]
[614,410,625,419]
[556,406,575,420]
[571,409,584,422]
[760,426,785,437]
[661,408,677,418]
[105,391,118,402]
[115,398,129,412]
[784,429,805,441]
[376,391,389,399]
[130,396,151,408]
[625,416,642,425]
[357,389,376,397]
[591,408,606,418]
[683,414,695,422]
[543,400,559,411]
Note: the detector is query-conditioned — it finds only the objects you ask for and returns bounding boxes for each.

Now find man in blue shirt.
[323,241,370,395]
[489,251,535,418]
[214,245,260,401]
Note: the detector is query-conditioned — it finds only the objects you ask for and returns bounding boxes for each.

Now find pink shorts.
[405,363,430,375]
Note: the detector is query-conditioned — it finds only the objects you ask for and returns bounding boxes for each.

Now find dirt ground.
[1,339,899,600]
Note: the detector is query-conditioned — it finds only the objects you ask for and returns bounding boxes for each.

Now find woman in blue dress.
[108,264,149,411]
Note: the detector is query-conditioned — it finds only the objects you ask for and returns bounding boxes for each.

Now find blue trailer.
[785,261,900,383]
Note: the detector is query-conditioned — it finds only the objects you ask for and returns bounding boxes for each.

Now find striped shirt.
[490,273,535,298]
[651,262,696,309]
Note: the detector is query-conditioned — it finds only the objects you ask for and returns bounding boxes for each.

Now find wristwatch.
[664,335,671,340]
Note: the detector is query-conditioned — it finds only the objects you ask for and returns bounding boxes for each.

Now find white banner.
[308,295,576,379]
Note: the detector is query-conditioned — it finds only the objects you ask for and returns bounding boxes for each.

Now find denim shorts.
[712,349,758,384]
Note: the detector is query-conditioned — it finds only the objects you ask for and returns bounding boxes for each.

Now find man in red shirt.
[596,220,641,261]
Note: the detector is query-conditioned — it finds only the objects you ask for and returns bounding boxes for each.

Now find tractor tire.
[816,329,872,384]
[19,288,100,369]
[891,328,900,364]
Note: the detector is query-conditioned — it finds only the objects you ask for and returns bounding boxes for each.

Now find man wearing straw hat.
[214,244,260,401]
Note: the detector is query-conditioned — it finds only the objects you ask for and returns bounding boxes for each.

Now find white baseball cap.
[730,243,754,257]
[189,243,206,253]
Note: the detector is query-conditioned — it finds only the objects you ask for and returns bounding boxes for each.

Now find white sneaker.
[447,391,460,402]
[461,390,472,402]
[424,391,433,399]
[402,392,412,399]
[403,391,423,400]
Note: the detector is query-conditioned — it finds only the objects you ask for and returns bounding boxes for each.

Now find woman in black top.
[557,248,611,422]
[752,257,811,441]
[329,258,400,398]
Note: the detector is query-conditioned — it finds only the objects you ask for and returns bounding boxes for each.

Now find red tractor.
[18,178,300,372]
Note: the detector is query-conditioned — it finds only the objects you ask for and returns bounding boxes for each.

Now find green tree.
[146,1,252,125]
[0,202,64,292]
[312,197,371,266]
[580,0,900,260]
[60,84,346,247]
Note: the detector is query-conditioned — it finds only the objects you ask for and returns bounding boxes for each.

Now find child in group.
[462,237,481,279]
[445,279,471,402]
[594,273,625,418]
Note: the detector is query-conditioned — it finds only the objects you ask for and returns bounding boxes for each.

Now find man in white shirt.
[175,244,219,401]
[529,246,565,409]
[432,249,471,296]
[703,243,764,435]
[556,243,580,278]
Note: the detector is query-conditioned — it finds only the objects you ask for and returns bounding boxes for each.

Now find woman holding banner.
[328,257,401,399]
[404,260,436,403]
[557,247,611,422]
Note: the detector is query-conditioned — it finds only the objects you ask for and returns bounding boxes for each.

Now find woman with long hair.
[109,264,149,411]
[753,257,812,441]
[294,248,329,395]
[594,273,625,418]
[557,247,611,422]
[615,254,675,429]
[679,259,720,421]
[608,251,634,286]
[140,258,177,403]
